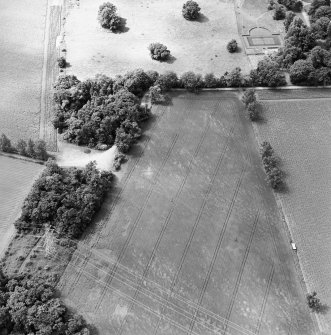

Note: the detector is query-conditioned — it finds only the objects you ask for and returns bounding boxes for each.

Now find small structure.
[242,27,283,55]
[291,241,297,251]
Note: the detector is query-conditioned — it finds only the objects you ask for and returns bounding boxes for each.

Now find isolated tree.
[307,292,323,313]
[148,43,171,61]
[57,57,66,68]
[289,59,315,84]
[180,71,204,92]
[0,134,13,153]
[182,1,201,20]
[273,4,286,20]
[227,39,238,53]
[98,2,122,31]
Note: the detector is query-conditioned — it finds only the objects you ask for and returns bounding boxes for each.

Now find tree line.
[0,134,48,161]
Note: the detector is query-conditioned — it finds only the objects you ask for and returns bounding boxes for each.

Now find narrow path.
[40,0,62,151]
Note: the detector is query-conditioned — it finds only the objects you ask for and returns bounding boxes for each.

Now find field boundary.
[250,121,322,333]
[0,152,46,165]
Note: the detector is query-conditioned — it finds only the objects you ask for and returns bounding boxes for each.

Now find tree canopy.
[15,160,113,238]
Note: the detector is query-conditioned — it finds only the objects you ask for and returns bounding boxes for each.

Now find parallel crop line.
[153,120,237,335]
[94,133,180,311]
[188,166,246,335]
[255,265,275,334]
[222,210,260,334]
[116,101,221,335]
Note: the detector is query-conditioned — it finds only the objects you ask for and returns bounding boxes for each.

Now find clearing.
[58,91,316,335]
[63,0,251,79]
[256,89,331,334]
[0,156,44,257]
[0,0,48,142]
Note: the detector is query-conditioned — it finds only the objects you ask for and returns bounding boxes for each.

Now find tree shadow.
[114,18,130,33]
[317,304,330,315]
[196,13,209,23]
[164,55,177,64]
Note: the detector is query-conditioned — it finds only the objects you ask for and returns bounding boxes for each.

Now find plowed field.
[58,92,316,335]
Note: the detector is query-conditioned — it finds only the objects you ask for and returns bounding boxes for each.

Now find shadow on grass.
[317,304,330,315]
[164,55,177,64]
[196,13,209,23]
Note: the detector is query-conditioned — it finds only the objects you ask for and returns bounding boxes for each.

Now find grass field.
[58,91,316,335]
[0,156,44,257]
[64,0,251,80]
[256,89,331,334]
[0,0,47,142]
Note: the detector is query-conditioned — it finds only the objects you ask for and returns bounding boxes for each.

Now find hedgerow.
[0,134,48,161]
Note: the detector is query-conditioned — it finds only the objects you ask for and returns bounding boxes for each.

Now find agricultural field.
[0,0,48,142]
[256,89,331,333]
[58,91,316,335]
[63,0,251,80]
[0,156,44,257]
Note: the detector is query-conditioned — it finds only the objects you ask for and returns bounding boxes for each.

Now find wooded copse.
[14,160,113,238]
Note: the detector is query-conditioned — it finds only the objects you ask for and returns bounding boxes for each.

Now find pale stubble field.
[0,0,48,142]
[64,0,252,80]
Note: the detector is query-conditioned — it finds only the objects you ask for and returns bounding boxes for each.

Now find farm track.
[55,249,256,335]
[55,240,256,335]
[115,101,222,335]
[40,4,61,151]
[255,265,275,335]
[221,210,260,335]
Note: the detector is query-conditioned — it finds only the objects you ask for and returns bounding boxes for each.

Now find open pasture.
[256,89,331,333]
[0,156,44,257]
[64,0,251,80]
[58,91,316,335]
[0,0,47,142]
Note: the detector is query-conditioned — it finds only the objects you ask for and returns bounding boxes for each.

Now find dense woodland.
[277,0,331,84]
[0,270,90,335]
[14,160,113,238]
